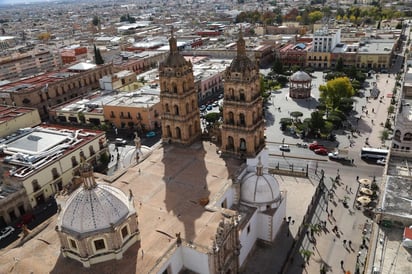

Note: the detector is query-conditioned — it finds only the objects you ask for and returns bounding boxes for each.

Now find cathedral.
[53,30,286,274]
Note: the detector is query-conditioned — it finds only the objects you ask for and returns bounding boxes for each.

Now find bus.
[360,147,389,159]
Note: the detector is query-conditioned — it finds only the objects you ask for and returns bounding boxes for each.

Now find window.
[121,226,129,239]
[32,180,40,192]
[94,239,106,251]
[69,239,77,250]
[71,156,78,167]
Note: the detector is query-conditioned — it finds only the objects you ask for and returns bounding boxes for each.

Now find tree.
[205,112,221,124]
[309,111,325,133]
[308,11,323,24]
[272,58,284,74]
[92,15,100,26]
[94,45,104,65]
[319,77,355,111]
[336,57,344,72]
[37,32,51,41]
[290,111,303,122]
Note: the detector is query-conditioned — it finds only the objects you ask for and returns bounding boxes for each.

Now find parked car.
[328,152,350,162]
[309,142,324,150]
[115,138,127,146]
[16,213,35,228]
[199,105,206,111]
[377,158,386,165]
[279,144,290,152]
[314,147,328,155]
[0,226,14,240]
[206,105,213,111]
[212,101,219,107]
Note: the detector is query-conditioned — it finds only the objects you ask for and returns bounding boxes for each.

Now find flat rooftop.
[0,142,243,273]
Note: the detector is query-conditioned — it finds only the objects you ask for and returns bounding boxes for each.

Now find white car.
[0,226,14,240]
[377,158,386,165]
[279,144,290,152]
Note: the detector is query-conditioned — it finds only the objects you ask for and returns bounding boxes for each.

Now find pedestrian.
[343,239,347,246]
[330,209,333,216]
[357,175,359,181]
[349,240,352,247]
[138,168,141,174]
[340,260,344,268]
[141,249,144,259]
[372,108,375,113]
[349,187,352,193]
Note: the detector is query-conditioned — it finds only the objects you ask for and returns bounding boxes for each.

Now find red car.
[16,213,35,228]
[314,148,328,155]
[309,142,325,150]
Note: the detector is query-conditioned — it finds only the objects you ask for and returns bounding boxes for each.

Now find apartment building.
[0,48,61,81]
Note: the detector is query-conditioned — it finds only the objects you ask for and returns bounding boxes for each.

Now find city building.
[0,105,41,138]
[103,91,161,132]
[307,28,341,69]
[279,42,310,68]
[221,31,265,158]
[56,160,140,267]
[99,70,137,91]
[0,125,108,225]
[0,48,61,81]
[159,30,201,145]
[0,62,113,119]
[60,45,88,65]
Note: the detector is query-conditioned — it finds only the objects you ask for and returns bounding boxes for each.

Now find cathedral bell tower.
[221,31,265,158]
[159,28,201,145]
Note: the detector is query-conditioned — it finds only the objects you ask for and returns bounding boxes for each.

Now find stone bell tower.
[159,28,201,145]
[221,30,265,158]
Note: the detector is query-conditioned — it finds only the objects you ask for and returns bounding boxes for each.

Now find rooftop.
[0,142,243,273]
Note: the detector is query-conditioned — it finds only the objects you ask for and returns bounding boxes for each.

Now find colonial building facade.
[221,32,265,158]
[159,31,201,145]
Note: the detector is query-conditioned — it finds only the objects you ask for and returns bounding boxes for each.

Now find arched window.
[227,136,234,151]
[404,133,412,141]
[191,100,195,111]
[229,88,234,99]
[71,156,78,167]
[165,103,170,113]
[166,125,172,137]
[183,81,187,92]
[176,127,181,139]
[239,90,245,101]
[228,111,234,125]
[32,179,40,192]
[189,125,193,137]
[174,105,179,115]
[89,145,95,156]
[240,138,246,152]
[51,168,60,180]
[395,130,401,141]
[173,83,177,93]
[239,113,246,126]
[186,103,189,114]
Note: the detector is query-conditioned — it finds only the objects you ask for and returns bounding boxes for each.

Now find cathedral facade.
[221,31,266,158]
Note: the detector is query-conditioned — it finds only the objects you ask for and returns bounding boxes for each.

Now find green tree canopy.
[319,77,355,110]
[309,111,325,133]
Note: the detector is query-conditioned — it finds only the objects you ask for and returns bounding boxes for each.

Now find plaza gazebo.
[289,70,312,99]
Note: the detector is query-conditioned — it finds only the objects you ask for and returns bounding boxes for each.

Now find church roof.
[290,70,312,82]
[58,183,134,237]
[240,160,281,205]
[228,31,255,73]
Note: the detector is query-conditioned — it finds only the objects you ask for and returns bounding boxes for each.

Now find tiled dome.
[290,70,311,82]
[59,184,134,236]
[241,160,281,205]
